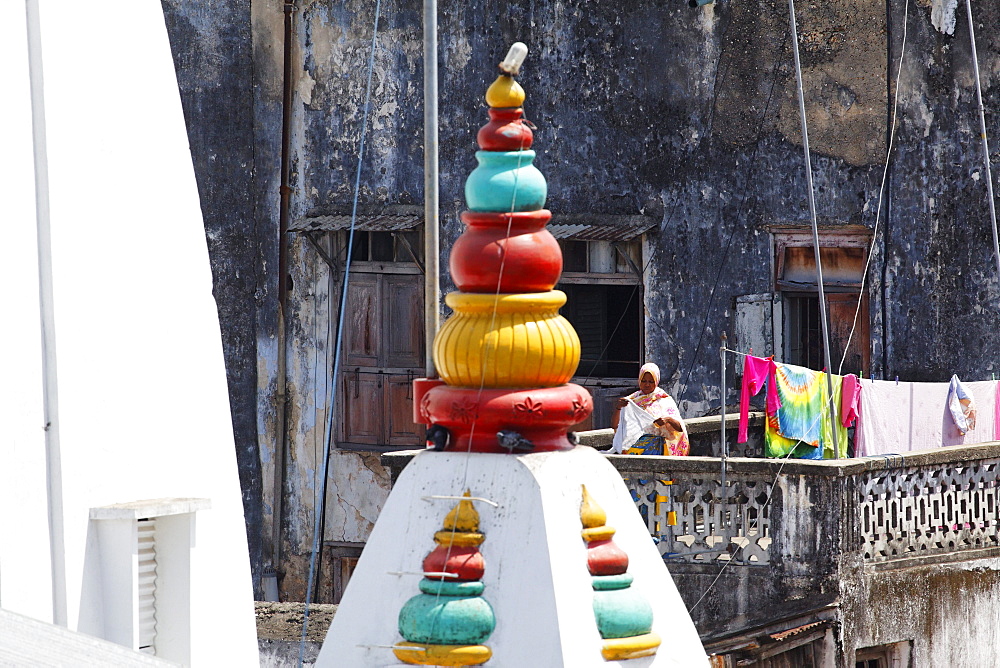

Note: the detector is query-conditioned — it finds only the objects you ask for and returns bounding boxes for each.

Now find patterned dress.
[624,388,690,456]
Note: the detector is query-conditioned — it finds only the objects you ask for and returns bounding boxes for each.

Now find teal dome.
[465,150,547,212]
[592,588,654,639]
[398,588,496,645]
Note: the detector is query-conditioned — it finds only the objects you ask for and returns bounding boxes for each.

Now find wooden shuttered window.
[772,227,872,376]
[340,271,425,447]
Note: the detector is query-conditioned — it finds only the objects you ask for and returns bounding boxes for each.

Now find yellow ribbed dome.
[433,291,581,388]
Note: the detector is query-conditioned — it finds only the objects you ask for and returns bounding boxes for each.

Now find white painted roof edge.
[0,607,179,666]
[89,497,211,521]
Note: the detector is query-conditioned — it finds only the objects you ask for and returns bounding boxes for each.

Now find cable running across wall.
[587,15,790,392]
[836,0,909,376]
[681,19,789,391]
[965,0,1000,282]
[300,0,382,663]
[787,0,841,455]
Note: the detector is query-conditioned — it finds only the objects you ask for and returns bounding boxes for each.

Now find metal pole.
[720,332,727,503]
[270,0,298,601]
[965,0,1000,279]
[788,0,841,456]
[423,0,440,377]
[26,0,68,627]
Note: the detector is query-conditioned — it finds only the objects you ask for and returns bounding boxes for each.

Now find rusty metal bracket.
[303,231,339,273]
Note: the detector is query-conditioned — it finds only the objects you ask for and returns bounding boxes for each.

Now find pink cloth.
[738,355,781,443]
[841,374,860,428]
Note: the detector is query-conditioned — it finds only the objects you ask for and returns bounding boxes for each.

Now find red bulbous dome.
[451,210,562,293]
[423,545,486,581]
[586,539,630,576]
[420,384,593,453]
[477,107,533,151]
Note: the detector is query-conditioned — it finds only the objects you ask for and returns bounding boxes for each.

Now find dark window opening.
[784,291,870,375]
[560,284,640,378]
[369,230,394,261]
[561,240,588,272]
[786,294,822,369]
[348,231,423,264]
[348,230,369,261]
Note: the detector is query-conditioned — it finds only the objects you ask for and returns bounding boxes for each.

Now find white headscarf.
[638,362,660,388]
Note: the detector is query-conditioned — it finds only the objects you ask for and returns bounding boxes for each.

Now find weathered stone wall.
[162,0,1000,598]
[843,558,1000,666]
[880,0,1000,381]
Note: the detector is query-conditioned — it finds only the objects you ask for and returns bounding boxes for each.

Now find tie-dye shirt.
[765,364,847,459]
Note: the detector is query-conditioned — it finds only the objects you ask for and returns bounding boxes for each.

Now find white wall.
[0,0,54,625]
[0,2,257,664]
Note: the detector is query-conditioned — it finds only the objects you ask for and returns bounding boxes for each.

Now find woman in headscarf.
[611,362,690,456]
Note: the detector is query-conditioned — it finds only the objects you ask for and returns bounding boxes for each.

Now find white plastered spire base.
[318,446,708,667]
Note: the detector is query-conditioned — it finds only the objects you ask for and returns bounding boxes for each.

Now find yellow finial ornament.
[486,75,525,108]
[434,491,485,548]
[485,42,528,108]
[444,490,480,532]
[580,485,607,529]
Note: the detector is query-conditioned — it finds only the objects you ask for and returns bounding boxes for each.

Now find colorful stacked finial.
[394,491,495,665]
[580,485,662,661]
[413,42,593,453]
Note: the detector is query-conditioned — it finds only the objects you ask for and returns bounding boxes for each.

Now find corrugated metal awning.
[769,621,826,642]
[291,211,656,241]
[289,214,422,233]
[548,216,657,242]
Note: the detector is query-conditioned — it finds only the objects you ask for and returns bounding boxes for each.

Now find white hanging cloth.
[612,399,656,454]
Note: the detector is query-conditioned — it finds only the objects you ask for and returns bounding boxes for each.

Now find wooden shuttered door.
[341,371,383,446]
[344,274,380,367]
[340,271,425,447]
[383,275,424,369]
[827,293,870,376]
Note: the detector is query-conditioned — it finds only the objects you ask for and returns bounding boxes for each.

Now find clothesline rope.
[729,344,1000,386]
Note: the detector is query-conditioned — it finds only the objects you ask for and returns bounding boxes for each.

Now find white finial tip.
[500,42,528,75]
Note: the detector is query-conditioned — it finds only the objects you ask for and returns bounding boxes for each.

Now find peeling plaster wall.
[248,1,288,597]
[161,0,1000,600]
[881,0,1000,381]
[845,559,1000,666]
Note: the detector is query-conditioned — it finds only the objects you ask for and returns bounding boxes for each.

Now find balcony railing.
[602,440,1000,570]
[384,431,1000,570]
[858,453,1000,563]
